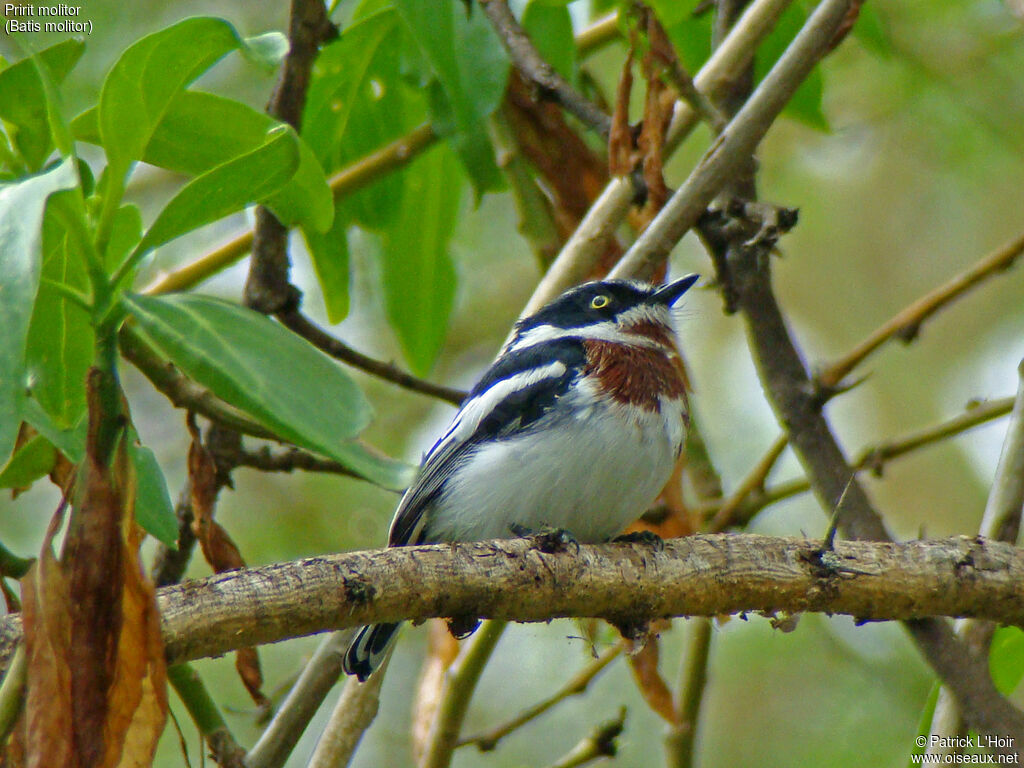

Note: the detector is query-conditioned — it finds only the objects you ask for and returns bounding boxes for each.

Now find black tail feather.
[343,622,402,682]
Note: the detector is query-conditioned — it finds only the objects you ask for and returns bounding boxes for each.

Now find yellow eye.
[590,295,610,309]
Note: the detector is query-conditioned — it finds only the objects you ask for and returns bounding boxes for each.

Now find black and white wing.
[387,338,585,546]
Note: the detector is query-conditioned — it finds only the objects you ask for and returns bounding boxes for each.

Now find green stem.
[168,664,246,766]
[422,620,508,768]
[0,644,27,742]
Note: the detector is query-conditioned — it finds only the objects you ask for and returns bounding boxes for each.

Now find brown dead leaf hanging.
[187,425,269,709]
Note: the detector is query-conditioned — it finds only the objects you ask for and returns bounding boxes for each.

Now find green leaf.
[98,17,249,185]
[129,442,179,547]
[302,211,350,324]
[73,92,333,232]
[21,396,86,463]
[24,191,94,432]
[121,293,414,490]
[131,126,300,261]
[754,4,829,131]
[303,9,408,230]
[0,158,79,465]
[522,1,575,83]
[0,434,56,490]
[907,682,940,767]
[395,0,508,197]
[381,143,463,375]
[0,39,85,170]
[990,626,1024,696]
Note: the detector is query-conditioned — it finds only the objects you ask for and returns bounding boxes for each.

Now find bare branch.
[479,0,612,137]
[610,0,854,280]
[4,534,1024,678]
[306,659,386,768]
[521,0,794,315]
[545,708,626,768]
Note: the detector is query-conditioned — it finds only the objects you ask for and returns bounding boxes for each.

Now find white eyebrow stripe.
[506,318,677,355]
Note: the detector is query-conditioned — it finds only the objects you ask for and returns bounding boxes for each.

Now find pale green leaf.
[0,158,79,465]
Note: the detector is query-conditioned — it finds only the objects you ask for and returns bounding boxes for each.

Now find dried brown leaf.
[608,47,637,178]
[21,372,167,768]
[188,430,265,706]
[21,511,74,768]
[627,635,679,725]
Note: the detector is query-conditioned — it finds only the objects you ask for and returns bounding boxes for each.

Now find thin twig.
[480,0,612,138]
[421,621,508,768]
[699,203,1024,760]
[459,642,624,751]
[246,630,354,768]
[306,653,388,768]
[277,310,466,406]
[521,0,793,315]
[928,360,1024,746]
[819,230,1024,390]
[545,707,626,768]
[708,434,788,531]
[610,0,851,280]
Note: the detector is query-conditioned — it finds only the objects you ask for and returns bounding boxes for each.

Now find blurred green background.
[2,0,1024,765]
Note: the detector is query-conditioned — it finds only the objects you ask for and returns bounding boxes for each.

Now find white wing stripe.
[431,360,568,456]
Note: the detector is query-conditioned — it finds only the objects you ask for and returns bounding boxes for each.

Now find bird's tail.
[343,622,402,682]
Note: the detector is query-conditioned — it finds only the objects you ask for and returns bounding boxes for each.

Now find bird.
[343,274,699,682]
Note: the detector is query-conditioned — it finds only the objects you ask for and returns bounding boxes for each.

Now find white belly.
[425,384,685,544]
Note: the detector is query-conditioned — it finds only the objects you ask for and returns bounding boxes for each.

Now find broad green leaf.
[754,4,829,131]
[74,93,332,232]
[24,191,93,432]
[303,9,409,230]
[302,211,351,324]
[990,626,1024,695]
[98,17,269,185]
[381,143,463,375]
[853,5,894,58]
[129,442,179,547]
[121,293,414,490]
[522,2,575,83]
[0,158,79,465]
[0,434,56,490]
[0,40,85,170]
[395,0,508,197]
[132,126,299,260]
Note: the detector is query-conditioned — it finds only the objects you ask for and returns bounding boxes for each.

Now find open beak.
[652,274,699,306]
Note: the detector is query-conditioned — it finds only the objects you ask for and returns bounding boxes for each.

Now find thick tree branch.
[4,534,1024,675]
